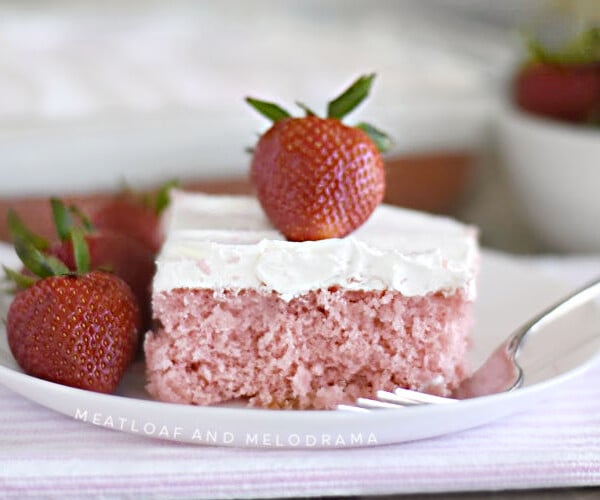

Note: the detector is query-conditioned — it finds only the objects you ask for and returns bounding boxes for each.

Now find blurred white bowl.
[497,105,600,253]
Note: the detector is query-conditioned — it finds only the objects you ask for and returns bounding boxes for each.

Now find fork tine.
[336,388,458,412]
[376,390,425,406]
[393,387,457,404]
[355,397,406,409]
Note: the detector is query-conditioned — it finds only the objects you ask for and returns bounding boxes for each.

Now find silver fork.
[338,277,600,411]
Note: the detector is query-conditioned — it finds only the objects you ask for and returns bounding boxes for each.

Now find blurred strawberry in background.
[514,28,600,124]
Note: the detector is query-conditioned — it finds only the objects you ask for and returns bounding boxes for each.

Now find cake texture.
[144,191,478,409]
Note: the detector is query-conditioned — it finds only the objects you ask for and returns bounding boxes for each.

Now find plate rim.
[1,250,599,447]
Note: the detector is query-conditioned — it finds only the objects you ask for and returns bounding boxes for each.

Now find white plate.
[1,250,599,449]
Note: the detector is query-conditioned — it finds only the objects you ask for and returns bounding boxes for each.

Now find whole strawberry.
[247,74,389,241]
[33,198,154,328]
[51,231,154,328]
[4,211,140,393]
[90,181,177,254]
[515,29,600,124]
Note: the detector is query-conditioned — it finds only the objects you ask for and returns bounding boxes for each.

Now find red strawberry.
[51,232,154,326]
[16,198,154,328]
[7,271,139,393]
[515,63,600,122]
[90,181,176,254]
[247,74,388,241]
[92,198,161,254]
[4,216,140,394]
[514,29,600,124]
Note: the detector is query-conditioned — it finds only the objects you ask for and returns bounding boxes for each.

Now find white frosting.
[154,190,478,301]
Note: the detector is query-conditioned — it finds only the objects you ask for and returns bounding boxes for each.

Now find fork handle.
[508,277,600,354]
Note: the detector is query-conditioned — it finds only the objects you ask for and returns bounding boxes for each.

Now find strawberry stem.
[7,209,49,251]
[327,73,375,120]
[6,199,97,283]
[524,28,600,66]
[68,204,94,232]
[51,198,74,241]
[13,236,70,278]
[246,73,392,149]
[2,265,36,290]
[70,227,90,274]
[245,97,291,122]
[295,101,317,117]
[154,179,179,215]
[356,122,392,153]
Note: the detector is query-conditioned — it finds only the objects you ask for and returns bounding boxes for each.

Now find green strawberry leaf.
[70,227,90,275]
[327,73,376,120]
[245,97,291,123]
[155,179,179,215]
[51,198,74,241]
[295,101,317,117]
[560,27,600,64]
[68,204,94,232]
[96,263,115,273]
[526,37,552,64]
[44,254,72,276]
[13,236,69,278]
[6,209,49,251]
[2,265,36,290]
[356,122,393,153]
[525,28,600,66]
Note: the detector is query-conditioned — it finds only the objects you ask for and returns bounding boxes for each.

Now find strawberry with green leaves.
[91,180,177,254]
[246,74,390,241]
[4,211,140,394]
[515,28,600,124]
[45,199,155,326]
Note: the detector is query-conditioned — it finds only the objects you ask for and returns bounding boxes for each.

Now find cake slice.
[144,190,478,410]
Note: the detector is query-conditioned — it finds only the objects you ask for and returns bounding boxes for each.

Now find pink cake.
[144,191,478,409]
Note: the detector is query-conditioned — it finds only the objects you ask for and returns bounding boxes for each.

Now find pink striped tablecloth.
[1,253,600,499]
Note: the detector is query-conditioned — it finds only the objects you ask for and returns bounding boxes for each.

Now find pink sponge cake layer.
[144,191,478,410]
[145,287,471,409]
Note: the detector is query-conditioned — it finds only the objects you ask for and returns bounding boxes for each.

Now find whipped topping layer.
[154,191,479,301]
